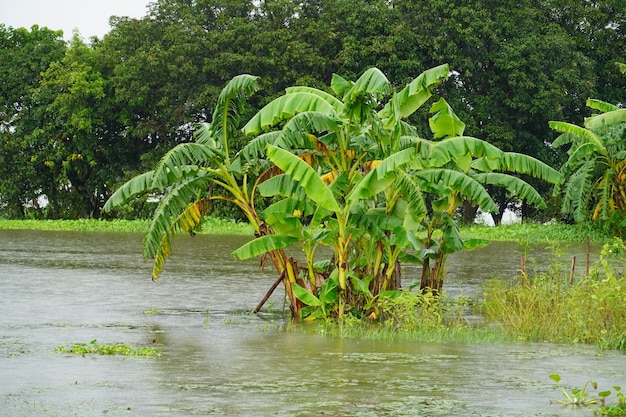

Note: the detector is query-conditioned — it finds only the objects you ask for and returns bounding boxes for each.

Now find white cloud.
[0,0,151,40]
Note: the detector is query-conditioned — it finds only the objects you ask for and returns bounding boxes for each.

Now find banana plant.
[550,89,626,228]
[236,65,561,317]
[103,74,304,314]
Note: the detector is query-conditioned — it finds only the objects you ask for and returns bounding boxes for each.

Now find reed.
[480,238,626,349]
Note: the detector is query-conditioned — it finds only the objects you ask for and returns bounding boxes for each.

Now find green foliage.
[596,384,626,417]
[549,374,625,415]
[234,66,558,319]
[0,217,252,234]
[104,74,272,280]
[550,65,626,234]
[2,1,626,223]
[0,25,66,217]
[549,374,603,406]
[481,238,626,348]
[459,222,612,244]
[56,339,162,357]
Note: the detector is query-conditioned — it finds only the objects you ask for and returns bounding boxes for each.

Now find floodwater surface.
[0,229,624,416]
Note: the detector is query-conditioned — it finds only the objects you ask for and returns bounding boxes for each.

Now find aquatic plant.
[56,339,162,357]
[596,384,626,416]
[550,374,625,416]
[549,374,604,406]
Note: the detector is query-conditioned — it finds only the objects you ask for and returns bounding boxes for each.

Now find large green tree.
[394,0,599,223]
[0,25,65,217]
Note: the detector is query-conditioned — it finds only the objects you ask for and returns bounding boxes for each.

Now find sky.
[0,0,152,40]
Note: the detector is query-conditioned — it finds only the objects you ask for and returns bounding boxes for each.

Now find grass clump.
[56,339,162,357]
[315,290,510,344]
[480,238,626,349]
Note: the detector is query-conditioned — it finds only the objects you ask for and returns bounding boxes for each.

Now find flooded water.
[1,229,624,416]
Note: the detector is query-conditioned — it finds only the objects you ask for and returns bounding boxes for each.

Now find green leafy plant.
[105,68,560,320]
[549,63,626,235]
[595,385,626,416]
[481,237,626,347]
[234,66,559,319]
[56,339,162,357]
[550,374,626,416]
[549,374,604,406]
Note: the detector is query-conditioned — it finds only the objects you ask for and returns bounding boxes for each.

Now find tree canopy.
[0,0,624,219]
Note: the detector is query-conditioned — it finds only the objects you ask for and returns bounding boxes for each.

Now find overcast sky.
[0,0,152,40]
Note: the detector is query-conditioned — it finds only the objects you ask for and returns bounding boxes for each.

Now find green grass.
[312,318,513,344]
[480,238,626,349]
[0,216,253,235]
[459,222,611,244]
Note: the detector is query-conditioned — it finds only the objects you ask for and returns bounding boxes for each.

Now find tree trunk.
[461,200,479,224]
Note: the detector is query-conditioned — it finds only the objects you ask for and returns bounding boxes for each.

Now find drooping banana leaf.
[144,176,213,279]
[235,131,282,166]
[103,170,155,211]
[292,283,322,307]
[263,212,306,239]
[342,67,392,104]
[257,173,306,200]
[415,168,498,212]
[280,111,340,149]
[430,136,503,167]
[586,98,619,114]
[429,98,466,139]
[211,74,260,139]
[472,172,546,208]
[379,63,449,125]
[347,148,416,201]
[243,92,337,136]
[285,86,344,113]
[584,109,626,131]
[550,121,605,151]
[151,142,223,188]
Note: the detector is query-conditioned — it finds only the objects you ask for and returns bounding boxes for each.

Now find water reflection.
[0,229,622,416]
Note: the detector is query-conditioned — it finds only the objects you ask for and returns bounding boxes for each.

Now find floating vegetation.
[56,339,162,357]
[143,307,162,315]
[0,217,252,235]
[0,335,30,358]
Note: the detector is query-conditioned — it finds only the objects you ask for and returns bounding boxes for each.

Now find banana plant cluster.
[105,66,561,320]
[230,65,561,319]
[549,63,626,231]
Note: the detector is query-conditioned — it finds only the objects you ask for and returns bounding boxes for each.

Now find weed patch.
[56,339,162,357]
[480,238,626,348]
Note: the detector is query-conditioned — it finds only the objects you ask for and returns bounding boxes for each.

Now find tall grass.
[312,291,512,344]
[480,238,626,349]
